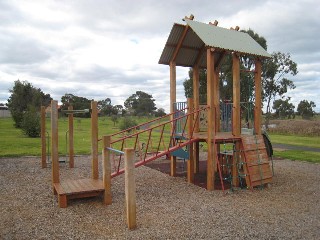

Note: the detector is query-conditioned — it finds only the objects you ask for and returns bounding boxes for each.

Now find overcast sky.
[0,0,319,112]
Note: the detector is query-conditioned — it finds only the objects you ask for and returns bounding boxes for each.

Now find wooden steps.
[53,178,104,208]
[241,135,273,188]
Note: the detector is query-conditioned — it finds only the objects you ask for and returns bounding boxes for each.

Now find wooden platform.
[53,178,104,208]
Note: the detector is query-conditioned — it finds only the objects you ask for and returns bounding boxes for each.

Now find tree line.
[6,80,166,137]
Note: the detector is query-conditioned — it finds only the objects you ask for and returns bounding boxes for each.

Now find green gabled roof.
[185,19,270,58]
[159,19,270,68]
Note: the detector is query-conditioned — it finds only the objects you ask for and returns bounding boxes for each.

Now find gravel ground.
[0,156,319,239]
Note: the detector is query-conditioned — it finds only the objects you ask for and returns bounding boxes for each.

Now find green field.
[0,117,319,163]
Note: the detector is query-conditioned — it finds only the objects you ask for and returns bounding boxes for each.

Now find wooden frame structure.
[50,100,111,208]
[159,16,273,190]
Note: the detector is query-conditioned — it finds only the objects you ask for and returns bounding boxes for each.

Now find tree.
[297,100,316,119]
[263,52,298,129]
[272,97,295,119]
[7,80,52,128]
[21,105,41,137]
[154,108,166,117]
[110,115,119,127]
[60,93,91,117]
[98,98,117,116]
[124,91,156,116]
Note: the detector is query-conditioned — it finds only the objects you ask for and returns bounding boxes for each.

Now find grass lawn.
[269,133,320,163]
[1,117,319,163]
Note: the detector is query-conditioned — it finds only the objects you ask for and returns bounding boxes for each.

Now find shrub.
[119,117,138,132]
[21,106,41,137]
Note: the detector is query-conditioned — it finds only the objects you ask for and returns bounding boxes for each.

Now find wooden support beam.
[170,61,177,177]
[232,53,241,137]
[215,51,226,70]
[194,142,200,174]
[232,53,241,187]
[91,101,99,179]
[41,106,47,168]
[194,44,205,67]
[102,136,112,205]
[68,105,74,168]
[206,48,217,191]
[214,66,220,132]
[187,98,194,183]
[254,59,262,135]
[51,100,59,185]
[171,25,189,62]
[193,65,200,133]
[125,148,136,230]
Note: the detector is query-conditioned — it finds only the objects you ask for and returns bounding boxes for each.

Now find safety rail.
[109,106,208,178]
[221,101,254,132]
[108,107,188,140]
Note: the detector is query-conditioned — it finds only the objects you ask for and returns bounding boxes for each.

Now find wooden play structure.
[49,100,110,208]
[158,15,273,190]
[45,16,275,212]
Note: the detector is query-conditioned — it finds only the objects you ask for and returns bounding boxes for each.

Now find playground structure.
[46,16,275,211]
[158,15,273,190]
[48,100,111,208]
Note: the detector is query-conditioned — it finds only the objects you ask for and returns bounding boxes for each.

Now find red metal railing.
[109,106,208,178]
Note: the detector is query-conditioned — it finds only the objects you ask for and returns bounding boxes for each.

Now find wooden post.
[193,65,200,133]
[206,48,217,190]
[232,53,241,187]
[102,136,112,205]
[170,61,177,177]
[232,53,241,137]
[51,100,59,185]
[187,98,194,183]
[91,101,99,179]
[124,148,136,230]
[68,105,74,168]
[41,106,47,168]
[193,65,200,173]
[254,59,262,135]
[214,69,220,132]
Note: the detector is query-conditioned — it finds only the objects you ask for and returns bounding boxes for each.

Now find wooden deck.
[53,178,104,208]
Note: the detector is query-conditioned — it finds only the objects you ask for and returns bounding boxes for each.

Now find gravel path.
[0,156,319,239]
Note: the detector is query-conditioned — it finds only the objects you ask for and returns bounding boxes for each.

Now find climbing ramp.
[241,135,273,188]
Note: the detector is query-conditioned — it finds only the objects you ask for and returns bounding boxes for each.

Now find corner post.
[68,105,74,168]
[187,98,194,183]
[125,148,136,230]
[192,65,200,174]
[51,100,59,185]
[232,53,241,187]
[91,101,99,179]
[207,48,217,190]
[254,59,262,135]
[102,135,112,205]
[170,61,177,177]
[41,106,47,168]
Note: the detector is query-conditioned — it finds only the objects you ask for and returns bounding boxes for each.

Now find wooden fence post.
[51,100,59,185]
[41,106,47,168]
[91,101,99,179]
[68,105,74,168]
[125,148,136,230]
[102,135,112,205]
